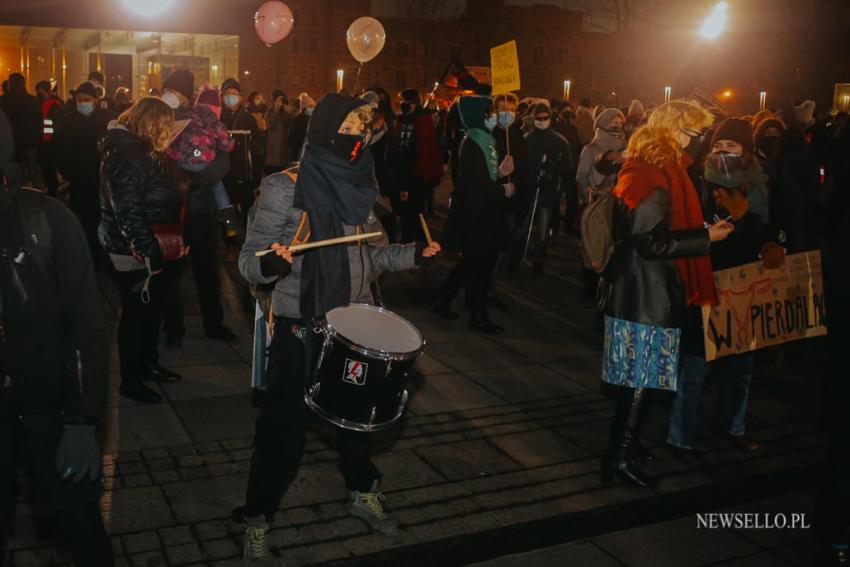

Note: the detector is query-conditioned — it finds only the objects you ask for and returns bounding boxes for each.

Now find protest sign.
[702,251,827,361]
[490,40,521,95]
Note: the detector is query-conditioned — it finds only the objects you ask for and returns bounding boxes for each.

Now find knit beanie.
[593,107,625,131]
[221,78,241,93]
[163,69,195,102]
[792,100,815,126]
[531,102,551,116]
[754,118,785,142]
[195,87,221,109]
[711,117,754,156]
[628,99,645,118]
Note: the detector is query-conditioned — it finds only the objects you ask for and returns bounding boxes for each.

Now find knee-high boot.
[601,387,658,488]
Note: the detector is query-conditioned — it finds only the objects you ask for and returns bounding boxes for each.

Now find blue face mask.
[484,114,498,131]
[223,94,241,108]
[77,102,94,116]
[497,111,515,128]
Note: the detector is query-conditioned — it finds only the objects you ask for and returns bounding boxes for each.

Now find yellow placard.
[701,250,828,361]
[490,40,521,95]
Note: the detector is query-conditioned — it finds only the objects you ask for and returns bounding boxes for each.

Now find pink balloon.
[254,1,294,46]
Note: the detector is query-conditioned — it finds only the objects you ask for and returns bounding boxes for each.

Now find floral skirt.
[602,316,681,391]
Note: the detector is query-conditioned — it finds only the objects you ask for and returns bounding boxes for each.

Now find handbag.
[152,198,188,262]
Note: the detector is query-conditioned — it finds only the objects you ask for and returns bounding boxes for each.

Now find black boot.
[120,377,162,403]
[601,387,658,488]
[468,312,504,335]
[147,363,183,383]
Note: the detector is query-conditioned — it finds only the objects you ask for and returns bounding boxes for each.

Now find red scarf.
[613,155,717,307]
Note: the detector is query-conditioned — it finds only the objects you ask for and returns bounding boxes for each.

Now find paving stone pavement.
[6,185,827,567]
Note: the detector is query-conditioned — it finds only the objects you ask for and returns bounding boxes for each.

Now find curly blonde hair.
[118,97,175,152]
[626,100,714,167]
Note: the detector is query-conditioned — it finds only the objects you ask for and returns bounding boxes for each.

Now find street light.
[699,1,728,40]
[336,69,344,92]
[759,91,767,111]
[563,80,571,101]
[121,0,175,17]
[664,86,671,103]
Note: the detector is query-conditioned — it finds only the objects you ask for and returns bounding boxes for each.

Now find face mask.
[534,119,550,130]
[604,125,624,137]
[484,114,498,132]
[758,136,780,159]
[329,133,366,163]
[223,94,241,109]
[161,91,181,110]
[497,111,515,128]
[683,132,704,158]
[77,102,94,116]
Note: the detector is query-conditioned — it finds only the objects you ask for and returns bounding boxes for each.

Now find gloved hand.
[55,424,102,483]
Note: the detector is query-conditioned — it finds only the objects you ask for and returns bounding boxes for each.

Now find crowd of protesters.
[1,64,849,566]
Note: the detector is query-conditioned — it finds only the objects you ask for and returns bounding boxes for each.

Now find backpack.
[579,189,616,274]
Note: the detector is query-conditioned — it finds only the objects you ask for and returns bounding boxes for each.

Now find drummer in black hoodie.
[235,92,440,564]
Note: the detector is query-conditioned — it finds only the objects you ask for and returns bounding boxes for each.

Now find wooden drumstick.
[419,214,433,246]
[254,232,382,257]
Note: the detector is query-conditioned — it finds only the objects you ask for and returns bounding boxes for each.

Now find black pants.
[37,142,59,198]
[435,253,498,313]
[0,411,113,566]
[184,212,225,335]
[163,258,186,342]
[68,181,101,253]
[116,267,171,380]
[244,318,379,522]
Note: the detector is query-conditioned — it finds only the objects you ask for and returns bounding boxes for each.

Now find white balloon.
[346,17,386,63]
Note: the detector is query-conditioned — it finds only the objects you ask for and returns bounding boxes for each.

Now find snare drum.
[305,304,424,432]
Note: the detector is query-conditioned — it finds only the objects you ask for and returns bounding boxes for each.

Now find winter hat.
[792,100,815,126]
[754,118,785,141]
[360,90,379,108]
[628,99,645,118]
[751,109,775,131]
[593,107,625,131]
[592,105,606,120]
[221,78,241,93]
[272,89,288,105]
[711,117,754,156]
[531,103,551,116]
[163,69,195,102]
[195,87,221,109]
[71,82,99,98]
[400,88,421,104]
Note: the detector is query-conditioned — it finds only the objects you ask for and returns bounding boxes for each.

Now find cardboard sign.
[490,40,521,95]
[702,251,828,361]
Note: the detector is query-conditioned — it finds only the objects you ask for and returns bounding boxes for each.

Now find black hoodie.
[0,111,108,420]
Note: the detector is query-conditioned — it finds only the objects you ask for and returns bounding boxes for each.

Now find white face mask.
[223,94,241,109]
[534,119,551,130]
[161,91,181,110]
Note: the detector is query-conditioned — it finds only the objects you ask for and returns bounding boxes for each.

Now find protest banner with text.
[490,40,521,95]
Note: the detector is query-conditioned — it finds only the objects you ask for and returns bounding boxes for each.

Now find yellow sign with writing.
[490,40,521,95]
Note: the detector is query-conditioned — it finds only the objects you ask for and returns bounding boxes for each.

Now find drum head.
[326,304,422,354]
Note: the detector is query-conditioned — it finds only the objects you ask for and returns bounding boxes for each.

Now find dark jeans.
[244,318,379,522]
[0,411,113,566]
[163,258,186,342]
[37,142,59,197]
[116,266,172,380]
[435,253,498,313]
[184,212,225,335]
[68,181,101,253]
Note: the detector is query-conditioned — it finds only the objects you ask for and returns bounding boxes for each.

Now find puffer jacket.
[98,123,182,272]
[239,168,418,320]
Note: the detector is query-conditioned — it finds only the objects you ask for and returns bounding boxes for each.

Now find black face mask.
[684,132,705,160]
[757,136,780,159]
[329,133,366,164]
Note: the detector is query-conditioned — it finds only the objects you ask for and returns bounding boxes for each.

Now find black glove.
[55,424,102,483]
[260,252,292,278]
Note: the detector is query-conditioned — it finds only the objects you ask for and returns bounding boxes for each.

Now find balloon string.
[354,62,363,94]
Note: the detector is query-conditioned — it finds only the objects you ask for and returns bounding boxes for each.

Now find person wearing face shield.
[235,93,441,561]
[220,78,264,225]
[53,81,116,253]
[522,103,573,274]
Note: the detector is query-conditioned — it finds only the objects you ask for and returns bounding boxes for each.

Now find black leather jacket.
[602,188,710,328]
[98,126,181,271]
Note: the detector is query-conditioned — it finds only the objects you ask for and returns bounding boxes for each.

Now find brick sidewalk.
[7,195,826,567]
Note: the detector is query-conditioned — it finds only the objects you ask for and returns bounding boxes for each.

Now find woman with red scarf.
[599,101,734,488]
